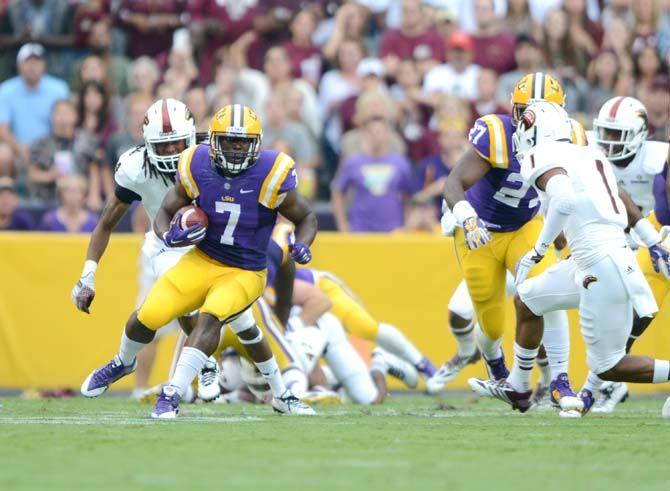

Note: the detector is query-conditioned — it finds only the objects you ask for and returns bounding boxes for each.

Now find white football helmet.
[512,101,573,160]
[143,98,196,173]
[593,96,648,163]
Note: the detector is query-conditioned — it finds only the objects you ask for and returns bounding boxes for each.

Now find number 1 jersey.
[177,145,297,271]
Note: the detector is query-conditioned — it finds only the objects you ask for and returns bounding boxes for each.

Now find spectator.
[76,80,117,211]
[584,49,633,115]
[403,198,439,233]
[542,9,590,76]
[379,0,445,78]
[116,0,185,58]
[106,94,152,167]
[161,42,199,101]
[331,107,413,233]
[0,44,69,166]
[0,177,34,231]
[40,175,98,233]
[501,0,541,39]
[184,86,210,133]
[633,44,665,101]
[432,8,459,46]
[564,0,604,52]
[263,90,319,171]
[468,69,508,128]
[602,17,634,75]
[27,100,79,204]
[472,0,516,75]
[282,9,322,87]
[319,39,364,154]
[126,56,160,101]
[339,58,388,134]
[496,34,545,110]
[72,0,110,51]
[601,0,634,29]
[631,0,661,50]
[321,2,372,63]
[413,118,467,208]
[0,143,15,178]
[423,31,481,102]
[645,75,670,140]
[71,18,130,96]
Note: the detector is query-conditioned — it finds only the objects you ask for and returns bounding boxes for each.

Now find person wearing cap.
[0,177,34,231]
[471,0,516,75]
[0,43,69,164]
[379,0,445,78]
[496,33,545,110]
[422,31,481,101]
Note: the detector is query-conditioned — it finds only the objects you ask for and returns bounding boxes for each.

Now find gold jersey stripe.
[480,115,509,168]
[260,152,294,208]
[177,146,199,199]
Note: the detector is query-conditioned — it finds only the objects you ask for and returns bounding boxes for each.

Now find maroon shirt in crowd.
[282,41,322,81]
[73,1,110,49]
[379,28,445,64]
[472,33,516,75]
[116,0,184,58]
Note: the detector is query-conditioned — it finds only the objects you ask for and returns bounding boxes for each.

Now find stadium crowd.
[0,0,668,233]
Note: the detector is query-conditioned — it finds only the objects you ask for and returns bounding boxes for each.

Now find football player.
[470,101,670,416]
[72,98,205,397]
[589,97,670,412]
[270,222,436,379]
[81,104,316,418]
[438,73,577,409]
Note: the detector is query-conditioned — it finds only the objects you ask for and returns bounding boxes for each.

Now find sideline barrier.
[1,232,669,392]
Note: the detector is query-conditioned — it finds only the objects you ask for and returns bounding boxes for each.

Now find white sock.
[450,318,476,357]
[541,310,570,379]
[507,343,538,392]
[118,332,148,366]
[652,360,670,383]
[375,323,423,365]
[169,347,208,396]
[582,371,604,393]
[475,324,502,360]
[255,356,287,397]
[536,357,551,386]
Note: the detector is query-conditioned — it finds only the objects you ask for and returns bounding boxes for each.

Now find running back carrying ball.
[177,205,208,230]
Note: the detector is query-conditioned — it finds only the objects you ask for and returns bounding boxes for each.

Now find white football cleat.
[197,356,222,402]
[426,349,481,394]
[272,389,316,415]
[371,347,418,389]
[591,382,629,414]
[662,397,670,418]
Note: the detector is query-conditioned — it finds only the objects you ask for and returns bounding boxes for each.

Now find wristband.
[633,218,661,247]
[452,200,477,223]
[82,260,98,277]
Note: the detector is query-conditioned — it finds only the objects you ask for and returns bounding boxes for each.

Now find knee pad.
[477,304,505,340]
[238,325,264,345]
[447,280,475,321]
[228,308,256,334]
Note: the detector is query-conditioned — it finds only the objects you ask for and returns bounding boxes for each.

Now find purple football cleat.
[415,356,437,378]
[468,377,532,412]
[81,355,137,397]
[151,385,181,419]
[578,389,595,416]
[484,353,509,380]
[550,373,583,413]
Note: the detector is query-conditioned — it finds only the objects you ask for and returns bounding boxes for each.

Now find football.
[177,205,208,230]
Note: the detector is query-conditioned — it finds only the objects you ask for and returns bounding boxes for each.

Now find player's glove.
[440,199,457,237]
[162,214,206,247]
[71,260,97,314]
[453,200,492,249]
[649,244,670,279]
[515,248,544,285]
[289,241,312,264]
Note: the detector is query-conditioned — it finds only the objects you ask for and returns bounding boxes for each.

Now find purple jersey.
[654,163,670,226]
[177,145,298,270]
[465,114,539,231]
[39,209,98,233]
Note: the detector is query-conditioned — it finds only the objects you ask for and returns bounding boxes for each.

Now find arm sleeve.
[115,183,141,204]
[533,174,575,255]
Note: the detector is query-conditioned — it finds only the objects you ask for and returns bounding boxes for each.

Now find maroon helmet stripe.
[608,97,625,119]
[161,99,173,133]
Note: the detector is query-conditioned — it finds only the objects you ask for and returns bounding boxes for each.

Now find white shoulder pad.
[584,130,595,147]
[639,140,669,175]
[520,142,571,186]
[114,146,147,192]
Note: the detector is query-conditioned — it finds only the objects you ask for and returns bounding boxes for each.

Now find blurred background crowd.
[0,0,668,234]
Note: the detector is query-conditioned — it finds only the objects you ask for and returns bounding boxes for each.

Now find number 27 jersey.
[177,145,297,271]
[466,114,540,232]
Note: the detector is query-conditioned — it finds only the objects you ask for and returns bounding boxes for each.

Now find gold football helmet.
[511,72,565,122]
[209,104,263,176]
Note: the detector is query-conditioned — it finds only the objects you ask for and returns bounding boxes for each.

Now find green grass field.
[1,395,669,491]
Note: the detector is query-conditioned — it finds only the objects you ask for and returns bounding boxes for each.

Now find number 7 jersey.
[177,145,297,271]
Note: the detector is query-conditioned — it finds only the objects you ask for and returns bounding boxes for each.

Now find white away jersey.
[521,141,628,268]
[114,146,174,222]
